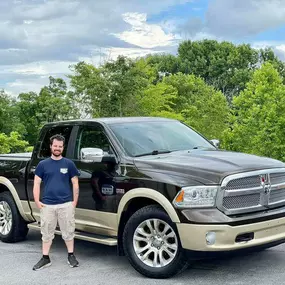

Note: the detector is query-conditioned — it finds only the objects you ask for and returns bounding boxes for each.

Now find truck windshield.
[108,121,216,157]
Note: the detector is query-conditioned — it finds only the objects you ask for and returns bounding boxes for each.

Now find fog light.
[206,231,216,245]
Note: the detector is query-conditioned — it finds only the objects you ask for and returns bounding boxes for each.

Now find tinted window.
[75,125,114,159]
[39,126,73,158]
[109,121,215,157]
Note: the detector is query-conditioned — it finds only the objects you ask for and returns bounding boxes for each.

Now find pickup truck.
[1,117,285,278]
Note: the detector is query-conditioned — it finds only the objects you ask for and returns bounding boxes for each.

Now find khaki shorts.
[40,201,75,242]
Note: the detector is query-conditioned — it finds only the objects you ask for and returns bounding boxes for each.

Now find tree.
[163,73,229,139]
[222,63,285,161]
[101,56,149,117]
[0,90,25,136]
[69,62,110,117]
[0,132,30,154]
[70,57,152,118]
[136,82,183,120]
[16,92,40,145]
[259,47,285,81]
[177,40,259,102]
[37,76,79,123]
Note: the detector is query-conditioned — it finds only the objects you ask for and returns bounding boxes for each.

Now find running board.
[28,223,117,246]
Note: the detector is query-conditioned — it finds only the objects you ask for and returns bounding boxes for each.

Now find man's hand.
[35,201,44,209]
[72,201,77,208]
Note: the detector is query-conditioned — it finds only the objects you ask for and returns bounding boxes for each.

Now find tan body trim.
[177,216,285,251]
[29,201,118,236]
[0,176,34,222]
[117,187,180,224]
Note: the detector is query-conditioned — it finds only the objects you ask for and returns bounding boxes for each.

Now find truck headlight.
[173,186,219,208]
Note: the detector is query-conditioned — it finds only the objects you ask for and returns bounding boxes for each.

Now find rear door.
[26,124,74,221]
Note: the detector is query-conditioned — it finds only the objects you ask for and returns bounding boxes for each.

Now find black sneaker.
[33,257,51,271]
[67,254,79,268]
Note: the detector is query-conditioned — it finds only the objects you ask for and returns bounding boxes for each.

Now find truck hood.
[133,149,285,184]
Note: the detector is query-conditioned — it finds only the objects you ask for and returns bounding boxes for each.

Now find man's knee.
[40,205,57,242]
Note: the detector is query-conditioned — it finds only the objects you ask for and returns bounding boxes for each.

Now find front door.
[71,124,120,236]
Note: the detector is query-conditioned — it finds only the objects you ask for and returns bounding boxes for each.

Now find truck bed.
[0,152,32,159]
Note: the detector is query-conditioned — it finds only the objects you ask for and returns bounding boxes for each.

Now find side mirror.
[210,139,220,148]
[80,148,104,162]
[80,147,117,164]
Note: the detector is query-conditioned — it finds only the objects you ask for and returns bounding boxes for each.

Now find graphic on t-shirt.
[60,168,68,174]
[101,184,114,195]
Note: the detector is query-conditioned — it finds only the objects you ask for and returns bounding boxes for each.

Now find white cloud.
[206,0,285,38]
[113,12,177,49]
[6,77,49,98]
[0,61,76,76]
[1,0,285,98]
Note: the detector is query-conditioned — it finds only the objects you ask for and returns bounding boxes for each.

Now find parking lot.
[1,229,285,285]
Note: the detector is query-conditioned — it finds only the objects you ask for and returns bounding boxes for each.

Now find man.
[32,134,80,271]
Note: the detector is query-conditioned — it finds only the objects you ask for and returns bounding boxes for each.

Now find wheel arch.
[116,188,180,256]
[117,188,180,225]
[0,176,33,222]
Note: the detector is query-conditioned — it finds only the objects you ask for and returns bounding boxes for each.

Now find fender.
[117,187,180,224]
[0,176,34,222]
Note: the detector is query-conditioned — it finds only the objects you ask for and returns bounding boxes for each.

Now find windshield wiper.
[135,149,171,157]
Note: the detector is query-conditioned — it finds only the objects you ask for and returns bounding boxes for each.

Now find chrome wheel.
[0,201,12,236]
[133,218,178,268]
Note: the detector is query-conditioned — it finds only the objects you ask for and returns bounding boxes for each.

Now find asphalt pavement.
[1,229,285,285]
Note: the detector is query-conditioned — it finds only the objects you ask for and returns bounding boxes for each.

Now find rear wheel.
[123,205,188,278]
[0,192,28,243]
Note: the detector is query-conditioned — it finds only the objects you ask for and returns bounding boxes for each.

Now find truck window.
[75,125,114,159]
[39,126,73,158]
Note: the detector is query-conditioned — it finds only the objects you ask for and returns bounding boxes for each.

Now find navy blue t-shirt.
[35,157,80,205]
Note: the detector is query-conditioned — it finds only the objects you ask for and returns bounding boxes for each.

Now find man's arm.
[33,175,44,209]
[71,176,79,207]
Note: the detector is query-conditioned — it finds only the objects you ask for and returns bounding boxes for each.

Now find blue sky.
[0,0,285,96]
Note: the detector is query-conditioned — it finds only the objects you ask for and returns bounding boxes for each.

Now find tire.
[0,192,29,243]
[123,205,188,279]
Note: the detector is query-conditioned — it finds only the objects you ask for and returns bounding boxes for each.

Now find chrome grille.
[218,168,285,215]
[225,176,260,190]
[223,194,260,209]
[270,172,285,185]
[269,189,285,203]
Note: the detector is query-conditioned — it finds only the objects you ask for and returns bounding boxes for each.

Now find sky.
[1,0,285,97]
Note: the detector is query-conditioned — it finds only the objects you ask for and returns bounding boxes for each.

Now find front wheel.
[123,205,188,278]
[0,192,28,243]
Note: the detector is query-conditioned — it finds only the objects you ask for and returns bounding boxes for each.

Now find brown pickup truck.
[1,117,285,278]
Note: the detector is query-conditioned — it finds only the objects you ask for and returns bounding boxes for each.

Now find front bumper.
[177,216,285,252]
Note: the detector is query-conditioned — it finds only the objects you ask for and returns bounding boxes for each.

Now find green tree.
[70,57,152,117]
[260,47,285,81]
[0,90,25,135]
[137,82,183,120]
[177,40,259,102]
[0,132,30,154]
[102,56,149,117]
[16,92,40,145]
[222,63,285,160]
[69,61,110,117]
[37,76,79,123]
[162,73,229,139]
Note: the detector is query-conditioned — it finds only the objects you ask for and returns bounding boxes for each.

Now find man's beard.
[52,150,62,157]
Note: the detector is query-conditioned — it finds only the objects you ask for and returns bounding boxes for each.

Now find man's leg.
[33,205,57,270]
[65,239,74,253]
[58,202,78,267]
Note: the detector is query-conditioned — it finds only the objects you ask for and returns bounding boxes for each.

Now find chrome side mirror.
[80,148,104,162]
[210,139,220,148]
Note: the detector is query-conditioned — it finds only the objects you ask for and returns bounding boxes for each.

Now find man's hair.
[50,134,65,146]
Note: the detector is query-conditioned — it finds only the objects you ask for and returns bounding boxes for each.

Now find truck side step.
[28,223,117,246]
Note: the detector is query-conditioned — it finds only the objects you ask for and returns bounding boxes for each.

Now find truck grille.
[218,169,285,215]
